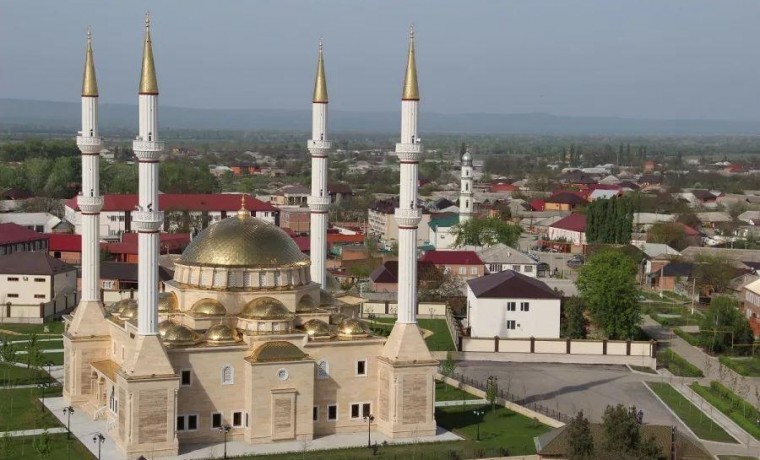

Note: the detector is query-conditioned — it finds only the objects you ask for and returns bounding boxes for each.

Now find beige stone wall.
[375,359,437,439]
[63,335,109,402]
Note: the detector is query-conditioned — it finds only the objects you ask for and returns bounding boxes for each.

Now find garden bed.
[689,381,760,441]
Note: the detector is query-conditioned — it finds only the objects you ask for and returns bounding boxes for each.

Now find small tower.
[376,27,437,440]
[459,150,474,223]
[307,40,331,287]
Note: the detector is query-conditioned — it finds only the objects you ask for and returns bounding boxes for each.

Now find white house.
[429,214,459,249]
[547,214,587,246]
[0,212,63,233]
[475,244,538,277]
[466,270,561,339]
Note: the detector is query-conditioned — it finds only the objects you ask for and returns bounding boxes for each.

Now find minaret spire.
[312,39,328,103]
[402,25,419,101]
[459,150,474,224]
[81,27,98,97]
[139,11,159,95]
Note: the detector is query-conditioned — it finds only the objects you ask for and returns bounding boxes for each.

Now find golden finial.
[139,11,159,95]
[238,194,248,219]
[312,39,328,103]
[402,25,419,101]
[81,27,98,97]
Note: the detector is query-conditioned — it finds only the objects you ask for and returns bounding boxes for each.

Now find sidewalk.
[0,427,67,437]
[435,398,488,407]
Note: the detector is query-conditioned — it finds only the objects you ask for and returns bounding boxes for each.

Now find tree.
[0,338,16,364]
[418,267,466,301]
[485,377,498,413]
[439,353,457,391]
[692,255,736,295]
[33,429,51,460]
[576,250,641,339]
[18,197,64,217]
[601,404,640,454]
[646,222,687,251]
[585,196,633,244]
[566,411,594,460]
[562,297,588,339]
[452,217,522,248]
[700,295,755,354]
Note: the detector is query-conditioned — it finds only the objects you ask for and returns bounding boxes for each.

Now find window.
[181,370,192,386]
[187,415,198,431]
[489,264,500,273]
[351,404,361,419]
[458,266,466,275]
[7,294,18,298]
[221,365,234,385]
[327,405,338,421]
[34,294,45,299]
[470,267,478,275]
[506,320,516,330]
[7,277,18,282]
[211,413,222,429]
[507,302,516,312]
[313,406,319,421]
[351,403,372,419]
[34,278,45,282]
[356,360,367,376]
[524,265,533,273]
[245,412,249,427]
[520,302,530,312]
[362,403,371,418]
[317,360,329,379]
[176,416,185,431]
[512,265,520,271]
[232,411,243,427]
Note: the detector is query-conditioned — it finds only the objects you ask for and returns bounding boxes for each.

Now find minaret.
[132,13,163,337]
[459,150,474,223]
[376,28,437,440]
[308,40,331,287]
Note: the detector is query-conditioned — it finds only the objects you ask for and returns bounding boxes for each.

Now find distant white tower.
[308,41,331,287]
[132,13,164,336]
[459,150,474,223]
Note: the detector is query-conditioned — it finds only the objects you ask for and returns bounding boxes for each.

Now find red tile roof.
[419,250,483,266]
[104,233,191,255]
[0,223,49,246]
[370,260,440,284]
[529,199,546,211]
[47,233,82,252]
[65,194,278,213]
[327,234,365,245]
[0,251,75,275]
[672,222,700,236]
[547,191,590,204]
[550,214,587,232]
[489,183,518,193]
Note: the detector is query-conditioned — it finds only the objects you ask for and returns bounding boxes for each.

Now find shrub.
[673,328,700,346]
[656,349,703,377]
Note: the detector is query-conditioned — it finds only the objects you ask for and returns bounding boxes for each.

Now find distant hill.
[3,98,760,136]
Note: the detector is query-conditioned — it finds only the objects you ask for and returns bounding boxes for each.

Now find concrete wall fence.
[458,336,657,368]
[1,292,79,324]
[361,301,447,317]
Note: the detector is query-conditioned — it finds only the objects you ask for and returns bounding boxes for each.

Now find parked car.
[566,255,584,268]
[537,262,550,275]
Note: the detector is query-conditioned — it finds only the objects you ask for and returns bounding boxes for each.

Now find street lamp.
[63,406,75,439]
[473,410,485,441]
[219,424,231,459]
[92,433,105,460]
[363,414,375,448]
[37,382,48,412]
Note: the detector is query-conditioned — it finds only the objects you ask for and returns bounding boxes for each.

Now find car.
[567,255,584,268]
[537,262,550,272]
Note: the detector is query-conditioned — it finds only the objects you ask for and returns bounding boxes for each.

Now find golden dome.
[239,297,292,320]
[162,324,200,347]
[111,298,137,315]
[179,213,308,268]
[119,304,139,320]
[205,324,241,345]
[190,298,227,317]
[158,292,178,313]
[329,313,347,325]
[158,319,175,337]
[249,341,307,363]
[297,295,316,311]
[302,319,334,339]
[337,318,369,338]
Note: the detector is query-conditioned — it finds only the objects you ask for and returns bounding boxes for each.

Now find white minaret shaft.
[459,151,474,223]
[132,14,164,336]
[77,29,104,303]
[308,41,331,287]
[394,28,421,324]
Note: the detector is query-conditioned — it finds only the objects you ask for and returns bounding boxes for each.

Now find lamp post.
[473,410,484,441]
[37,382,47,412]
[219,424,231,459]
[363,414,375,448]
[63,406,75,439]
[92,433,105,460]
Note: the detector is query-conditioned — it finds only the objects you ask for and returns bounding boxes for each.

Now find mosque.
[63,15,437,459]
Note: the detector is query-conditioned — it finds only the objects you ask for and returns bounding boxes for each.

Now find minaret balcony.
[308,196,331,212]
[308,140,332,156]
[395,143,422,162]
[394,208,422,227]
[77,196,103,213]
[132,211,164,232]
[76,136,103,154]
[132,140,165,161]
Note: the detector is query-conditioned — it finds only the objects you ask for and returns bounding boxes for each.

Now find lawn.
[0,432,95,459]
[690,381,760,441]
[17,339,65,351]
[646,382,737,443]
[718,356,760,377]
[717,457,758,460]
[435,380,481,402]
[0,363,54,386]
[673,328,701,346]
[0,321,65,337]
[656,349,704,377]
[368,317,456,352]
[0,386,64,431]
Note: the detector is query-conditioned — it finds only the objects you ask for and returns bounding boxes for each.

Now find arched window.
[221,365,234,385]
[317,360,329,379]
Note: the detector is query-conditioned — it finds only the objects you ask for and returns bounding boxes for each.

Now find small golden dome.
[111,298,137,315]
[158,292,178,313]
[162,324,200,347]
[329,313,347,325]
[337,318,369,338]
[205,324,241,345]
[302,319,334,339]
[191,298,227,317]
[119,304,139,320]
[158,319,175,337]
[239,297,292,320]
[249,341,307,363]
[297,295,316,311]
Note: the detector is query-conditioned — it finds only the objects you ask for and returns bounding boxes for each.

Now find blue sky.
[2,0,759,120]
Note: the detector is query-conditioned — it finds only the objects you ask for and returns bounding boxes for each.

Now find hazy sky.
[2,1,760,120]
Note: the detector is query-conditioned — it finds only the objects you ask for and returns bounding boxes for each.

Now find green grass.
[436,380,481,402]
[690,381,760,441]
[368,317,456,351]
[646,382,737,443]
[718,356,760,377]
[0,363,54,386]
[656,349,704,377]
[17,339,64,351]
[0,321,65,336]
[673,328,701,346]
[0,432,95,459]
[717,456,758,460]
[0,386,64,431]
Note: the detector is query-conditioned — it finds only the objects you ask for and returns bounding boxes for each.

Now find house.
[367,197,431,245]
[104,233,190,263]
[368,260,441,293]
[558,170,596,186]
[637,173,663,186]
[0,187,32,211]
[279,207,311,233]
[547,214,587,248]
[271,185,310,207]
[97,262,174,293]
[738,210,760,226]
[327,183,353,204]
[466,270,561,338]
[428,213,459,250]
[48,233,83,263]
[476,244,538,277]
[644,222,701,248]
[0,212,64,233]
[419,250,485,280]
[695,212,732,229]
[742,278,760,338]
[488,182,518,193]
[0,223,49,256]
[649,262,693,291]
[543,192,588,212]
[0,251,77,322]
